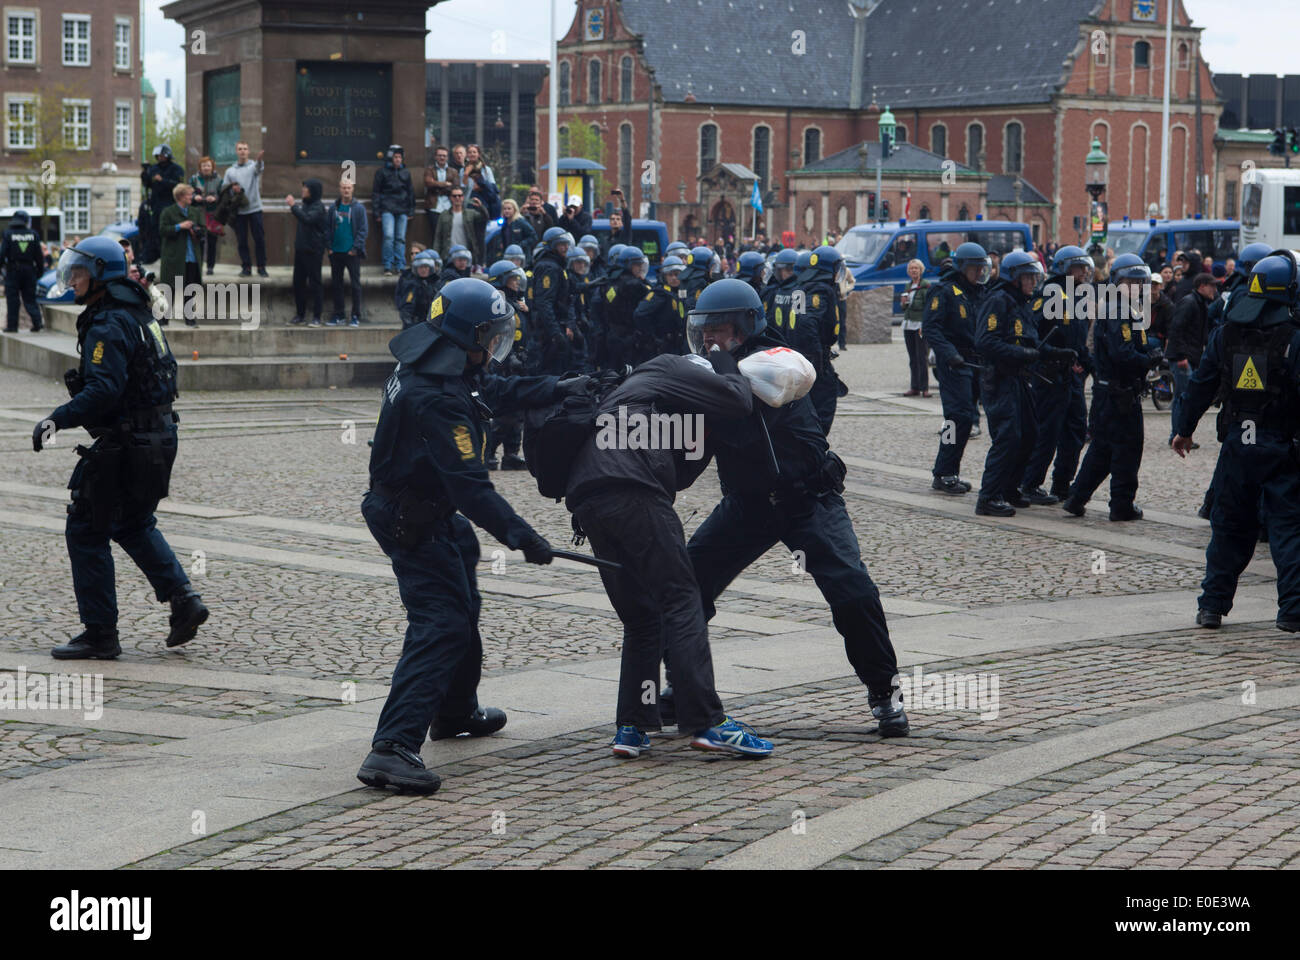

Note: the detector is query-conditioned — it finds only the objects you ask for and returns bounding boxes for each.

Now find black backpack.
[522,369,628,500]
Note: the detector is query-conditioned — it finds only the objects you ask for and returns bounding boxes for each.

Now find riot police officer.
[1020,245,1095,504]
[735,251,767,297]
[633,253,688,357]
[440,245,472,285]
[680,245,721,310]
[2,209,44,332]
[1062,253,1156,520]
[1208,242,1272,328]
[666,279,909,738]
[763,248,799,338]
[796,245,850,434]
[357,277,587,793]
[577,234,605,280]
[602,246,653,368]
[33,237,207,659]
[566,248,593,370]
[975,251,1073,516]
[486,260,531,469]
[529,227,575,375]
[587,243,626,369]
[1173,252,1300,630]
[394,249,440,329]
[502,243,526,270]
[665,240,690,261]
[922,242,990,495]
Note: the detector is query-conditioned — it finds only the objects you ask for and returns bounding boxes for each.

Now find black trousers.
[329,251,363,319]
[688,491,899,692]
[903,328,929,392]
[202,230,220,270]
[575,487,725,734]
[233,212,266,270]
[293,249,323,320]
[1069,389,1144,509]
[4,265,42,329]
[978,371,1037,503]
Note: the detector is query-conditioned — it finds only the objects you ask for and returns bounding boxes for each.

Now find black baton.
[551,549,623,571]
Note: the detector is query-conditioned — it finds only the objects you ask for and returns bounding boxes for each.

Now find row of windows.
[5,12,133,69]
[5,96,134,153]
[1093,37,1192,70]
[6,184,133,233]
[558,55,636,106]
[925,120,1022,175]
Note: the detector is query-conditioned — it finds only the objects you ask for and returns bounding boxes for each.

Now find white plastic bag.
[738,346,816,407]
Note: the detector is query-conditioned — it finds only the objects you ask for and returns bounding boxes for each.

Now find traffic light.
[881,131,892,161]
[1270,129,1287,156]
[1290,127,1300,155]
[882,199,891,219]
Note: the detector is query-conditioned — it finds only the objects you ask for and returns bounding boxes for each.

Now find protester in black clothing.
[285,179,329,326]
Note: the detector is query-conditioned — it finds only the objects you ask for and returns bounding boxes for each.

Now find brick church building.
[537,0,1220,248]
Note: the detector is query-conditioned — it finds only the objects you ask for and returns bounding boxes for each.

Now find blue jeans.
[380,212,408,272]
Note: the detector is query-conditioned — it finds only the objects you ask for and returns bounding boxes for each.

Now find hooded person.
[286,178,330,326]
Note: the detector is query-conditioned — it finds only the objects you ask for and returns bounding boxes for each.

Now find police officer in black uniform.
[530,227,575,375]
[566,248,593,371]
[394,249,440,329]
[763,248,798,338]
[587,243,625,369]
[975,251,1074,516]
[486,260,530,469]
[357,277,589,793]
[1173,251,1300,630]
[439,245,472,286]
[796,245,849,434]
[735,251,766,297]
[1062,253,1156,520]
[1020,246,1095,504]
[33,237,207,659]
[662,279,909,738]
[632,254,687,357]
[2,209,45,331]
[680,245,721,311]
[602,246,654,368]
[922,242,990,495]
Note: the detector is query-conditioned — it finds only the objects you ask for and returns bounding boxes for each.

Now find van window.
[592,226,663,263]
[1174,231,1215,261]
[925,229,1025,264]
[1242,183,1262,229]
[877,233,918,269]
[1109,231,1147,258]
[836,230,892,265]
[1285,186,1300,236]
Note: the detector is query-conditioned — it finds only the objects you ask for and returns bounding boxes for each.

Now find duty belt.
[369,480,456,526]
[127,403,175,431]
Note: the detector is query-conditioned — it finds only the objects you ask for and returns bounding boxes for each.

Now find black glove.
[554,375,591,399]
[1019,347,1041,363]
[32,419,53,452]
[946,353,965,369]
[1042,345,1077,364]
[706,343,740,374]
[520,533,553,565]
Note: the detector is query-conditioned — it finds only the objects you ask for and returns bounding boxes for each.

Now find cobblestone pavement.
[1,338,1297,870]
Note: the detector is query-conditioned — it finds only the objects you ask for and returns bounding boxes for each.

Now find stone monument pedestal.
[845,287,896,344]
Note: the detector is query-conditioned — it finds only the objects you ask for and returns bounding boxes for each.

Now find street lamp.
[1084,136,1109,255]
[875,104,896,223]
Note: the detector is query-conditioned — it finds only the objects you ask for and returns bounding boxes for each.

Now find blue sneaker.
[690,717,773,758]
[611,725,651,758]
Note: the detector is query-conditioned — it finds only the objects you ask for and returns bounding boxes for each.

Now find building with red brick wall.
[537,0,1221,249]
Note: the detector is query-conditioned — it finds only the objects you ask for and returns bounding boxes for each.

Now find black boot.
[52,625,121,660]
[931,475,967,496]
[1004,490,1031,508]
[166,585,209,648]
[975,497,1016,517]
[1109,504,1144,522]
[357,740,441,794]
[867,686,910,737]
[658,685,676,726]
[1049,482,1071,501]
[1061,497,1086,517]
[1196,609,1222,628]
[500,454,527,471]
[1022,486,1060,506]
[429,707,507,741]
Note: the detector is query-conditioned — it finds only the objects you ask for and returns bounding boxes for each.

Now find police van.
[835,218,1033,313]
[1239,168,1300,252]
[1106,217,1239,271]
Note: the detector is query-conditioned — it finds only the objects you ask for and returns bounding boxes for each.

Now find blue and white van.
[1106,217,1239,271]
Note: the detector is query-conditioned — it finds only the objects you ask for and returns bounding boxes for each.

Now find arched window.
[558,125,570,157]
[619,123,633,195]
[752,125,771,191]
[699,122,718,178]
[966,122,984,170]
[1134,40,1151,68]
[918,203,931,220]
[620,56,633,102]
[803,127,821,165]
[1177,41,1190,70]
[1004,121,1023,175]
[958,204,970,221]
[588,58,601,103]
[930,124,947,158]
[894,124,907,144]
[558,61,570,106]
[804,204,815,232]
[837,204,848,231]
[1094,35,1108,67]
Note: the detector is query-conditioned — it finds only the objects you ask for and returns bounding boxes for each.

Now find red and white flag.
[904,185,912,220]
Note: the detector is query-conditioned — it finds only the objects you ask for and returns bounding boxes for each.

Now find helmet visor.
[56,248,97,290]
[475,310,517,364]
[835,261,854,297]
[686,308,752,355]
[960,257,992,285]
[1061,255,1095,283]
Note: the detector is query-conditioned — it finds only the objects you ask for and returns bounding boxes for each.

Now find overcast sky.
[143,0,1293,113]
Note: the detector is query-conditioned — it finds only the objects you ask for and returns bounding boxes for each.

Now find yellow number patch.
[452,424,475,460]
[91,340,104,365]
[542,275,551,289]
[812,294,821,308]
[1014,319,1023,337]
[987,314,997,331]
[1120,324,1132,342]
[810,253,819,266]
[929,297,939,311]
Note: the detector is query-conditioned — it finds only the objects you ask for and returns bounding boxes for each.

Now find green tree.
[12,85,91,242]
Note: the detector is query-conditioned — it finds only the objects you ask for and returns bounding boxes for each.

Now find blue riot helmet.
[795,249,814,274]
[447,244,471,271]
[413,251,440,276]
[1001,249,1046,294]
[618,245,649,279]
[488,259,519,285]
[1248,252,1299,305]
[57,236,129,299]
[772,247,798,281]
[688,245,721,278]
[665,241,689,257]
[736,251,767,281]
[606,243,627,263]
[503,243,525,267]
[427,277,517,363]
[531,241,546,263]
[1110,252,1151,284]
[12,209,30,226]
[1051,244,1094,282]
[543,226,574,255]
[578,234,600,259]
[952,241,991,285]
[567,249,592,278]
[1236,242,1273,276]
[659,255,686,284]
[686,278,766,355]
[799,244,845,284]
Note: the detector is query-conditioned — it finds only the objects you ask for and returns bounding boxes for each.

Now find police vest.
[1216,322,1297,431]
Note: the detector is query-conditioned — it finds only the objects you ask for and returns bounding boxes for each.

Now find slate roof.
[614,0,1103,110]
[987,174,1051,204]
[794,140,976,175]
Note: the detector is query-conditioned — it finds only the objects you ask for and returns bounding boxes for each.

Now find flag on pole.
[751,180,763,214]
[904,183,912,220]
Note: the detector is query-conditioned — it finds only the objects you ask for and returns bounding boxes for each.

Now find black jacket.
[565,350,753,509]
[921,262,985,364]
[371,161,414,217]
[1173,253,1204,302]
[290,179,330,254]
[144,159,185,212]
[1167,289,1212,365]
[0,219,43,271]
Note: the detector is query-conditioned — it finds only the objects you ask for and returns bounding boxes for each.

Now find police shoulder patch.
[605,287,616,302]
[987,314,997,331]
[430,297,444,320]
[952,285,963,297]
[930,296,939,311]
[91,340,105,365]
[959,304,967,319]
[811,293,820,308]
[644,290,654,300]
[452,423,475,460]
[542,274,551,289]
[1120,324,1132,342]
[405,292,414,302]
[1032,297,1043,312]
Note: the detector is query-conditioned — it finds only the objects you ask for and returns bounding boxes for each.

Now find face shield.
[686,309,750,356]
[56,248,97,294]
[1064,256,1095,283]
[452,254,470,271]
[628,257,648,279]
[760,260,774,286]
[569,257,590,277]
[834,261,854,298]
[507,255,524,268]
[1014,261,1045,295]
[663,266,685,286]
[581,243,600,260]
[475,289,518,364]
[960,257,992,286]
